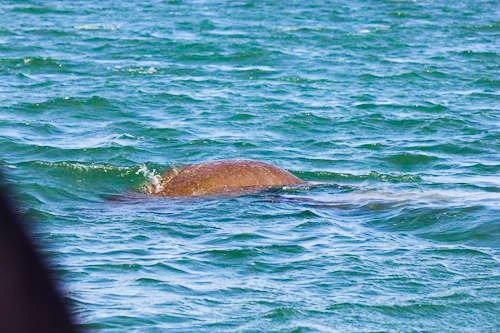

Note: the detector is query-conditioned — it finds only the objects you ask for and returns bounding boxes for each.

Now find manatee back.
[158,160,303,196]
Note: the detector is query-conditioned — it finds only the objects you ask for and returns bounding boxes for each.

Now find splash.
[135,164,163,195]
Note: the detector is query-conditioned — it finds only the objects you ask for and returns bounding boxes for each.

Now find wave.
[74,23,121,31]
[0,56,67,70]
[295,170,422,183]
[0,27,18,37]
[473,78,500,88]
[364,202,499,246]
[24,28,76,37]
[353,101,448,113]
[406,142,485,155]
[11,6,73,15]
[453,50,498,59]
[15,161,163,194]
[193,244,306,261]
[11,95,119,113]
[383,152,439,168]
[462,22,500,32]
[359,68,451,81]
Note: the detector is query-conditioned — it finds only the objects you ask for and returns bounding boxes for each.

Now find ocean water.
[1,0,499,331]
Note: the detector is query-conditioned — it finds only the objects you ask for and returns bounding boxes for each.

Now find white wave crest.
[75,23,121,31]
[136,164,163,194]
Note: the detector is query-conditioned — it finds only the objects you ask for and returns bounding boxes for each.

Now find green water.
[1,0,499,331]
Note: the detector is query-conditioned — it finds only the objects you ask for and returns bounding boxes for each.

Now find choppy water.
[1,0,499,331]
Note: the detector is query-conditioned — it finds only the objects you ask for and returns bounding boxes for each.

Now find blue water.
[1,0,499,331]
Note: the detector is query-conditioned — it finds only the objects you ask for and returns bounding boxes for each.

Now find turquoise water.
[1,0,499,331]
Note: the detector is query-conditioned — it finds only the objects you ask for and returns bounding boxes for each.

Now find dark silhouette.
[0,174,78,333]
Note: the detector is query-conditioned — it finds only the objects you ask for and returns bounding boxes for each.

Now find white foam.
[127,66,157,74]
[136,164,163,194]
[75,23,121,31]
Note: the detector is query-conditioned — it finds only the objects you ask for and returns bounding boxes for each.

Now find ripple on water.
[383,152,440,169]
[0,56,67,71]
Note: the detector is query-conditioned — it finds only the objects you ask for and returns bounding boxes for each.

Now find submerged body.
[153,160,304,197]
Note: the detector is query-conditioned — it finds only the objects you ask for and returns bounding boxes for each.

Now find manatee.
[151,160,304,197]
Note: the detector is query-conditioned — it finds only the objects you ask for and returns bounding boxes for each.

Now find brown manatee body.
[154,160,304,197]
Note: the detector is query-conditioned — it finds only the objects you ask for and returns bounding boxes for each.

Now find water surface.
[1,0,499,332]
